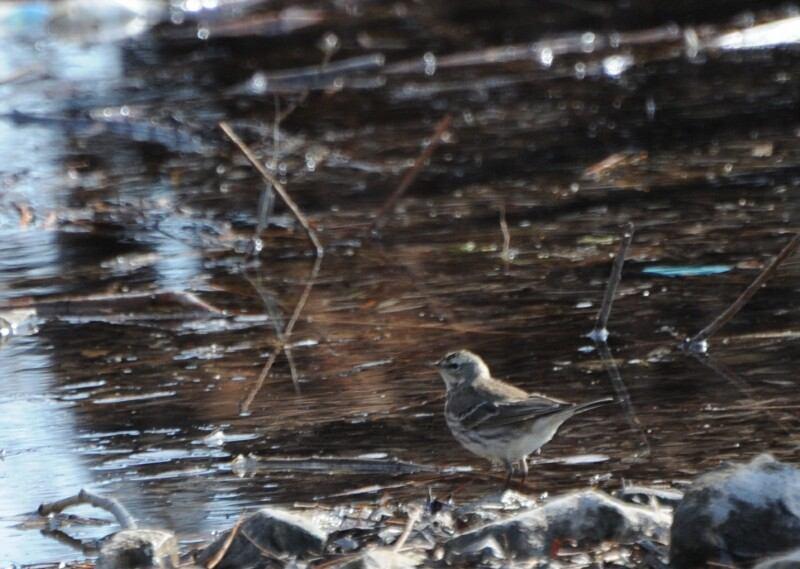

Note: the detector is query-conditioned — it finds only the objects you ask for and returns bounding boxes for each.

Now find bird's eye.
[446,362,459,369]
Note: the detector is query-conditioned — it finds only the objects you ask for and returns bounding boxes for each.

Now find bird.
[435,349,613,487]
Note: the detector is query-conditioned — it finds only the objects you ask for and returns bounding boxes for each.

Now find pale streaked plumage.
[436,350,613,486]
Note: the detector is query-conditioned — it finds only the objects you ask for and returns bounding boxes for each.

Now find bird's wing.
[456,394,573,431]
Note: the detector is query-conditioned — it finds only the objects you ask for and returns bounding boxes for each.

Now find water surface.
[1,0,800,563]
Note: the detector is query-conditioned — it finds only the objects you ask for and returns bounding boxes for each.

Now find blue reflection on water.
[642,265,733,277]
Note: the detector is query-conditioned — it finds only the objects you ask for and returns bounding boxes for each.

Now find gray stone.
[96,529,178,569]
[445,489,669,561]
[754,547,800,569]
[671,454,800,569]
[197,507,327,568]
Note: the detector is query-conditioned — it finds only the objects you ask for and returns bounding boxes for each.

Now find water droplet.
[602,54,634,77]
[423,52,437,76]
[538,47,554,67]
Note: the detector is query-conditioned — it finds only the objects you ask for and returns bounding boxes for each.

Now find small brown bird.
[435,350,613,487]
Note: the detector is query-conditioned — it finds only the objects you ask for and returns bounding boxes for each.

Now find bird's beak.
[431,358,444,368]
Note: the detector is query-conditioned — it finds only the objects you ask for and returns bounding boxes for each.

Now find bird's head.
[434,350,490,388]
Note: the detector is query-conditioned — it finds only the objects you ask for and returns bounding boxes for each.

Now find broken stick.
[38,489,137,530]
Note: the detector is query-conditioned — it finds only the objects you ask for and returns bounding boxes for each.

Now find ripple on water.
[93,448,230,471]
[91,391,177,404]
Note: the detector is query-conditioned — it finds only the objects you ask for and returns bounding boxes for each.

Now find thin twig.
[252,97,278,240]
[686,233,800,353]
[240,257,319,405]
[498,202,512,272]
[589,222,634,341]
[370,114,452,232]
[220,122,323,256]
[393,506,421,551]
[38,489,137,530]
[583,223,646,453]
[272,94,281,170]
[252,185,274,253]
[220,122,323,408]
[205,513,246,569]
[241,527,284,560]
[251,41,337,250]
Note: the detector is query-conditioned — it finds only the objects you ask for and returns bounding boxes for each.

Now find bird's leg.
[503,461,514,490]
[520,458,529,485]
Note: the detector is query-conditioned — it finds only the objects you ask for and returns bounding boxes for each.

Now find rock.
[197,506,327,568]
[754,547,800,569]
[671,454,800,569]
[96,529,178,569]
[0,307,37,341]
[445,490,670,561]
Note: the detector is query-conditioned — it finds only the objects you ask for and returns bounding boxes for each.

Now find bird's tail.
[571,396,615,415]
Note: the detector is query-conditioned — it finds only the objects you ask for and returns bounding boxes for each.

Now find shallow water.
[1,0,800,564]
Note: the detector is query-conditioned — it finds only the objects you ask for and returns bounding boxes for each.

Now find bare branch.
[39,489,137,530]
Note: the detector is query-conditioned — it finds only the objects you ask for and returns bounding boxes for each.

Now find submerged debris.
[38,490,179,569]
[197,507,327,567]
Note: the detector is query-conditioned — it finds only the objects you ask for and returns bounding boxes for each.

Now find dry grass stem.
[686,233,800,352]
[220,122,323,408]
[590,222,635,341]
[220,122,323,256]
[393,506,421,551]
[205,514,246,569]
[498,202,512,271]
